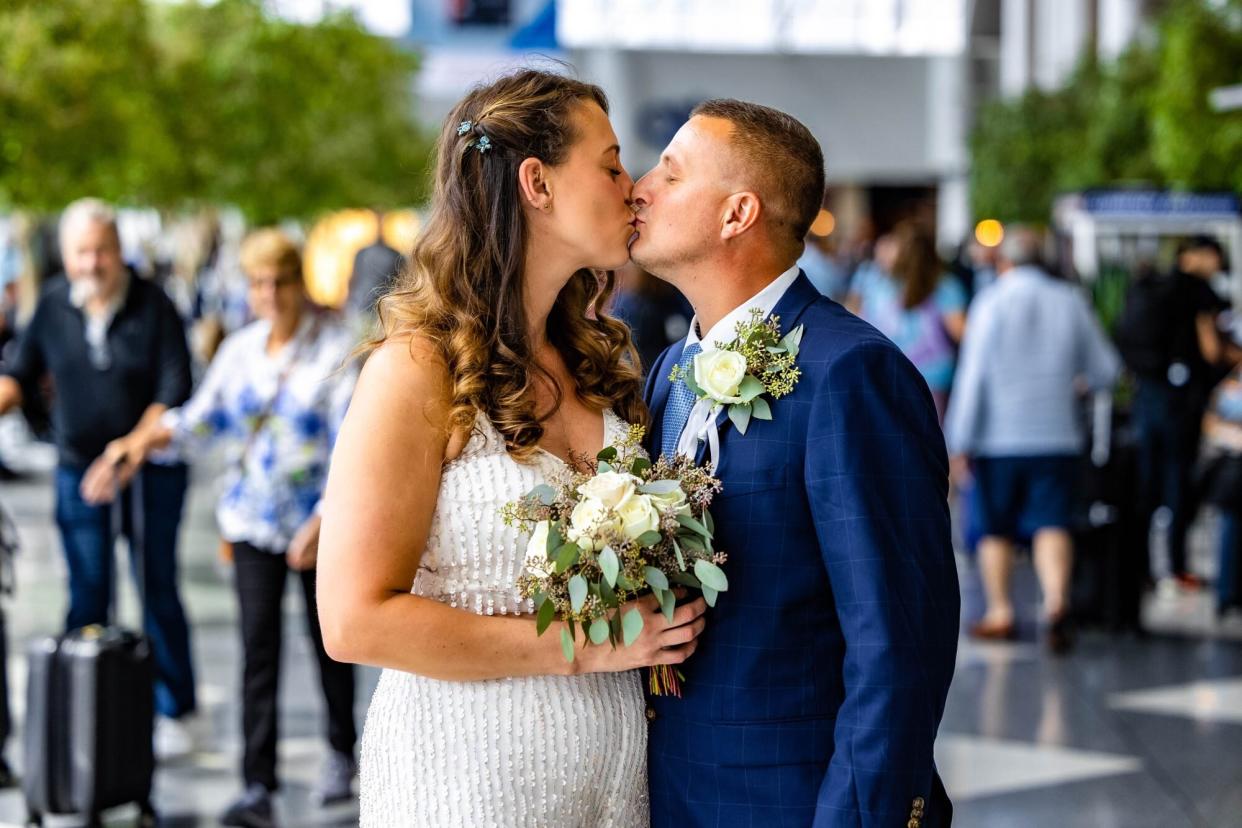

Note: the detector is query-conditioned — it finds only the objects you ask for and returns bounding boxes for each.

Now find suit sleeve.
[806,341,960,827]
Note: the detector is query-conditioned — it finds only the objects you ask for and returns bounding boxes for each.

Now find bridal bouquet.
[502,424,725,696]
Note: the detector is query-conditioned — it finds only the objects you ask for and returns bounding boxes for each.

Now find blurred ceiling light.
[975,219,1004,248]
[304,208,419,308]
[810,209,836,237]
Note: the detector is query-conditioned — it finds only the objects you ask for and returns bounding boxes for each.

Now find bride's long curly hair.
[374,69,647,459]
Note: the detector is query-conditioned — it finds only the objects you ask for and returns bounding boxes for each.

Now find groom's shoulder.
[797,295,901,368]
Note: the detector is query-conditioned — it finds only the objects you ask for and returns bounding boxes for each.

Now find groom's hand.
[576,593,708,674]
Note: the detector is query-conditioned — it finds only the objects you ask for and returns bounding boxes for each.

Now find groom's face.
[630,116,735,281]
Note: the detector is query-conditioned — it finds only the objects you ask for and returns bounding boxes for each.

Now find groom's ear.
[720,191,762,241]
[517,157,553,211]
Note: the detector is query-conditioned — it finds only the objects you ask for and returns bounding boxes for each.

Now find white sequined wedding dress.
[359,409,649,827]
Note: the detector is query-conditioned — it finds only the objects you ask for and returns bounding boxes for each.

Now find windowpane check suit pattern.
[643,272,960,828]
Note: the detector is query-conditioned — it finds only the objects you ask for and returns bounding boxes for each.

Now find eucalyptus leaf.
[599,546,620,588]
[669,570,702,589]
[679,533,707,553]
[635,530,663,548]
[779,324,804,357]
[660,588,676,623]
[622,607,644,647]
[599,576,618,608]
[560,627,575,662]
[694,559,729,592]
[738,375,765,403]
[529,484,558,506]
[702,584,719,607]
[683,366,705,397]
[616,572,635,591]
[702,508,715,535]
[673,538,686,570]
[547,521,563,555]
[597,461,614,474]
[677,513,711,538]
[728,403,753,435]
[536,598,556,636]
[597,446,618,463]
[644,566,669,591]
[554,543,580,574]
[568,574,588,612]
[589,618,610,645]
[630,457,652,476]
[750,396,772,421]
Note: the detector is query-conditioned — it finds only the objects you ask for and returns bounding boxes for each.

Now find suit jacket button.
[645,707,657,721]
[907,820,920,828]
[913,797,925,809]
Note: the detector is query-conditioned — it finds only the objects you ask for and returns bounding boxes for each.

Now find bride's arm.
[317,338,704,681]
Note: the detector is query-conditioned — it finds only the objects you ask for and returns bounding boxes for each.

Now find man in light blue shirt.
[946,227,1120,653]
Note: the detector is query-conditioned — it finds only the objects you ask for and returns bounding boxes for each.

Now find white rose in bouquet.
[577,471,638,509]
[695,349,748,404]
[566,497,618,552]
[616,493,661,541]
[647,483,691,516]
[523,520,554,579]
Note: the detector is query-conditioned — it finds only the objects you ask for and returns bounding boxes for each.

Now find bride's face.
[541,101,636,272]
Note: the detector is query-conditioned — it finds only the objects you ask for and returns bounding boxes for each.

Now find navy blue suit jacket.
[644,273,959,827]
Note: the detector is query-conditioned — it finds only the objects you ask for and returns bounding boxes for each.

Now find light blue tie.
[660,342,702,458]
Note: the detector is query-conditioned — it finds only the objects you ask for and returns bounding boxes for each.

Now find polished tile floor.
[0,427,1239,827]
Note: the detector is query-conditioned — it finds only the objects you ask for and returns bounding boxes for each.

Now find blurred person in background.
[94,229,360,826]
[609,261,692,375]
[0,198,198,753]
[847,221,967,422]
[346,212,405,318]
[1198,369,1242,618]
[797,224,850,300]
[946,227,1120,653]
[1116,235,1233,589]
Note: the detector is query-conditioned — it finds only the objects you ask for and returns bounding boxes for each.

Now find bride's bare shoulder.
[355,334,469,460]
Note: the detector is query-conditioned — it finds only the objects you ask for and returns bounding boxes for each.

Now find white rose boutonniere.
[670,308,805,438]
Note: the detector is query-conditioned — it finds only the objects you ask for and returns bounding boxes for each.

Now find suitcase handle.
[107,468,147,630]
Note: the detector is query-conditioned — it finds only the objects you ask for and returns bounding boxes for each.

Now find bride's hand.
[575,593,708,674]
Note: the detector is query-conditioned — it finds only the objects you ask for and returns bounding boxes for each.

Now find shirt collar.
[68,270,131,319]
[687,264,800,351]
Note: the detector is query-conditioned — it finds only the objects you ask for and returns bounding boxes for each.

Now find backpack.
[1115,275,1190,380]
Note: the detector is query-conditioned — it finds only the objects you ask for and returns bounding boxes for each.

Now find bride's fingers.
[668,597,707,628]
[651,639,699,665]
[658,615,705,647]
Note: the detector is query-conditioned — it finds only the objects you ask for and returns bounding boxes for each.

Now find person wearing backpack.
[1116,236,1233,588]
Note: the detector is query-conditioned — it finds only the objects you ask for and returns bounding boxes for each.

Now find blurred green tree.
[0,0,431,221]
[1149,0,1242,193]
[969,0,1239,224]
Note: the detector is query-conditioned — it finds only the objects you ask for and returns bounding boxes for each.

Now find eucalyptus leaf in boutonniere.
[670,308,804,436]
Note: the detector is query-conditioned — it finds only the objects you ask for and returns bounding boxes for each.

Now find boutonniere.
[670,308,804,435]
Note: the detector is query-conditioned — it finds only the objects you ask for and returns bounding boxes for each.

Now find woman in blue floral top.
[116,228,361,825]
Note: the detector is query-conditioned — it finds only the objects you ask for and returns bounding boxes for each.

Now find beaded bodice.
[410,408,629,616]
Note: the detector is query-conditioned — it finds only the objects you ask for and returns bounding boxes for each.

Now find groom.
[631,100,960,827]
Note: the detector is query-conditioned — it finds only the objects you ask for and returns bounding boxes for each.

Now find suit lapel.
[693,271,821,466]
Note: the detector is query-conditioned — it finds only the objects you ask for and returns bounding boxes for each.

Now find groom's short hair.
[691,99,825,248]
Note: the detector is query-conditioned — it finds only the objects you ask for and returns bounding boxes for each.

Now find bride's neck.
[522,243,577,351]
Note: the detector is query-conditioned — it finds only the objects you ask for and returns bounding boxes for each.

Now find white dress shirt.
[676,264,801,463]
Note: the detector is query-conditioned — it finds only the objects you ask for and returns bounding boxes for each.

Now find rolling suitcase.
[22,470,157,827]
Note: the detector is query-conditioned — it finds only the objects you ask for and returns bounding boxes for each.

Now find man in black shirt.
[1123,236,1232,588]
[0,199,198,750]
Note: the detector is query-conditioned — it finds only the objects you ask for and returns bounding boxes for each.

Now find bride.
[316,70,707,826]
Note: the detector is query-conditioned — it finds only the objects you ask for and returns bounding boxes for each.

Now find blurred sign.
[449,0,511,26]
[636,100,699,151]
[559,0,966,55]
[1078,191,1240,218]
